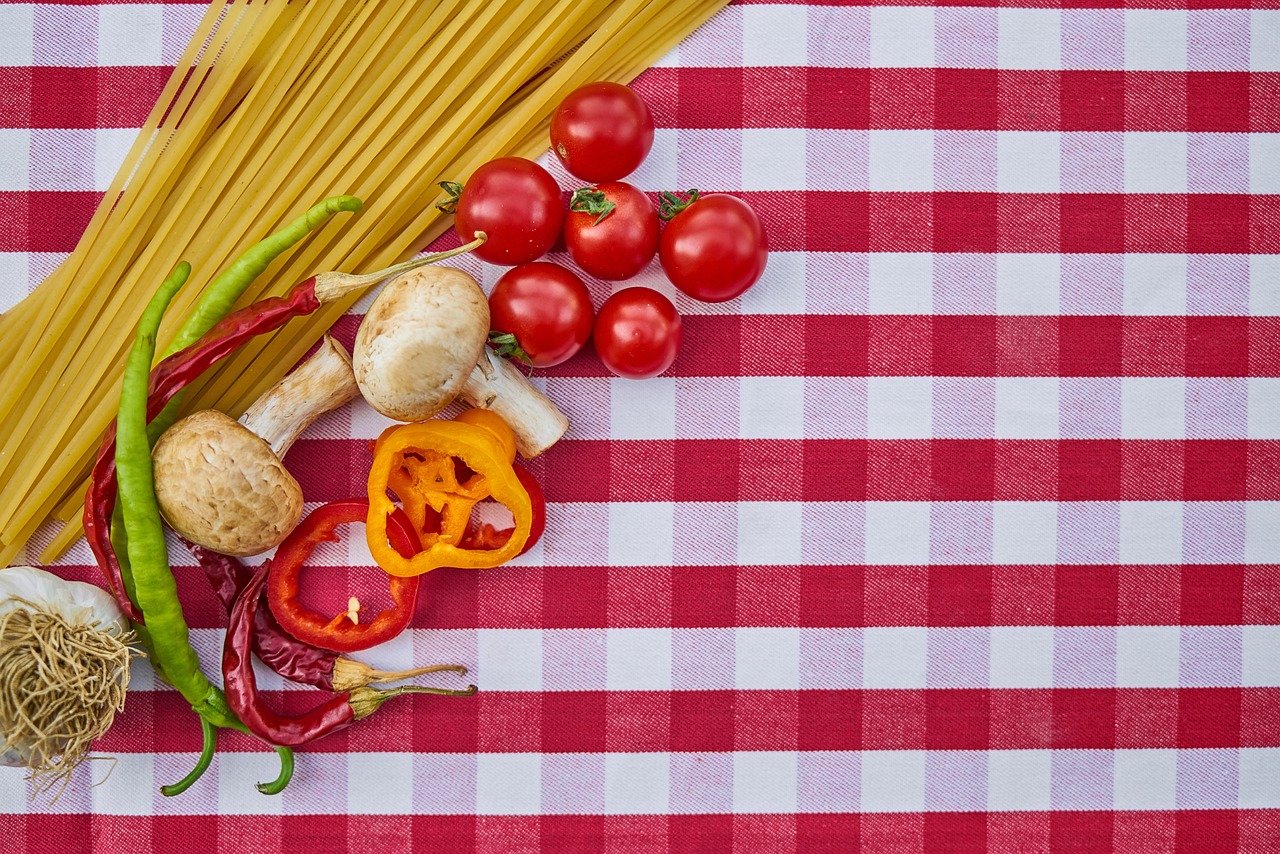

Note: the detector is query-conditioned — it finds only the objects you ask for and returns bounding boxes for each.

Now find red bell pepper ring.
[462,464,546,555]
[266,499,422,653]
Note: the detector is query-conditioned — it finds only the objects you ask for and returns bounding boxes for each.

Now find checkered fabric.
[1,1,1278,851]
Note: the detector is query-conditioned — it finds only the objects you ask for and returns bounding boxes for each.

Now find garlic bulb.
[0,566,134,789]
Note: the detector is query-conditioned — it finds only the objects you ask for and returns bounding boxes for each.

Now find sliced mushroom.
[152,334,359,556]
[352,266,568,457]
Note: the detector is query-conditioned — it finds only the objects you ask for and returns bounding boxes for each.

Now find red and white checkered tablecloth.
[2,0,1279,851]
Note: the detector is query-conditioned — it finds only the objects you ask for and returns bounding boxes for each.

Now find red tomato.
[658,192,768,303]
[488,262,594,368]
[550,82,654,182]
[592,287,682,380]
[447,157,564,265]
[563,182,659,281]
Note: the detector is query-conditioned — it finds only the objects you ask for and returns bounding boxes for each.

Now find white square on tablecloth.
[1252,134,1280,194]
[996,253,1060,315]
[348,754,413,814]
[607,628,673,691]
[998,9,1061,69]
[94,127,139,192]
[1239,749,1280,809]
[988,751,1053,811]
[1125,133,1189,193]
[1114,749,1178,809]
[477,754,541,815]
[98,5,164,66]
[734,752,799,813]
[1251,255,1280,315]
[869,130,933,192]
[865,501,931,565]
[868,252,933,314]
[0,5,34,66]
[997,132,1061,193]
[1122,377,1186,439]
[995,377,1060,439]
[743,129,807,190]
[610,377,675,440]
[869,8,935,68]
[740,376,805,439]
[1116,626,1181,688]
[867,376,932,439]
[736,627,801,690]
[992,501,1059,565]
[863,626,928,689]
[738,501,803,565]
[0,253,31,313]
[478,629,543,691]
[1119,502,1184,564]
[217,753,285,815]
[609,502,675,566]
[1125,10,1188,71]
[1245,503,1280,564]
[861,751,926,812]
[1248,379,1280,439]
[989,626,1055,688]
[0,129,29,191]
[742,5,808,67]
[741,251,805,315]
[1124,254,1188,315]
[1242,626,1280,687]
[1252,11,1280,71]
[90,753,153,815]
[605,753,670,814]
[630,128,678,190]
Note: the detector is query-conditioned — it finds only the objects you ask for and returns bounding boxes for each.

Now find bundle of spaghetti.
[0,0,729,566]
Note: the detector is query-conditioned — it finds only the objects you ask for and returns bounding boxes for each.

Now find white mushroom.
[353,266,569,457]
[152,334,359,556]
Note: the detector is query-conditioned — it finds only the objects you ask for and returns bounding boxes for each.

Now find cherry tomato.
[444,157,564,265]
[488,262,593,368]
[658,191,768,303]
[563,182,659,281]
[592,287,682,380]
[550,82,654,182]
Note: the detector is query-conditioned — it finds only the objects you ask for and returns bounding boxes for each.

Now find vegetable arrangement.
[443,81,769,379]
[1,79,764,802]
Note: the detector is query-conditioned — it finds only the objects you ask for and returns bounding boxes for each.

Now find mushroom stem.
[238,334,359,458]
[461,349,569,458]
[312,233,488,302]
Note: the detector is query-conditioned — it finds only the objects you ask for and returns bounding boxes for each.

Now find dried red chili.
[223,564,475,748]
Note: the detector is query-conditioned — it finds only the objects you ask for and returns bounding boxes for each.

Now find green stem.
[256,747,295,795]
[160,715,217,797]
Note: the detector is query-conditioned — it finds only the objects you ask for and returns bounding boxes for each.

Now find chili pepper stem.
[160,714,217,797]
[331,658,469,692]
[311,232,488,302]
[348,682,478,721]
[256,746,294,796]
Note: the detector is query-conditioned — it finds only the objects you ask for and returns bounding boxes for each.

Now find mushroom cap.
[352,266,490,422]
[152,409,303,557]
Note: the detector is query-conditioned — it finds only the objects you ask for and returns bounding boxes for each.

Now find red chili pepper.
[266,499,423,654]
[87,283,322,622]
[188,542,451,692]
[223,564,475,748]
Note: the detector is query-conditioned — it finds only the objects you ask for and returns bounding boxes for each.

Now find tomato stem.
[569,187,617,225]
[658,188,700,221]
[488,330,532,366]
[436,181,465,214]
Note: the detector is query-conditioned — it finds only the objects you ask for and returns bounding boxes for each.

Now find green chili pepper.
[147,194,363,443]
[116,262,293,794]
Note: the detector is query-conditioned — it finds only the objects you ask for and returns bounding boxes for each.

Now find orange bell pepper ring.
[366,417,533,577]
